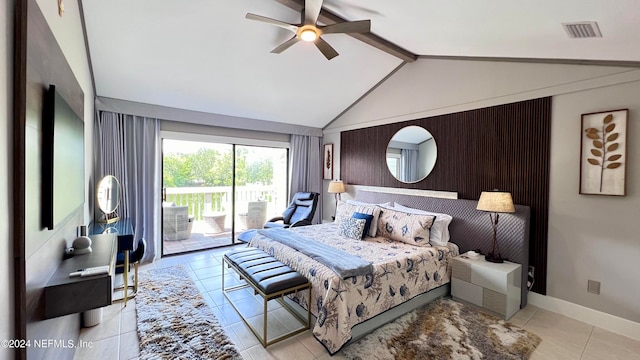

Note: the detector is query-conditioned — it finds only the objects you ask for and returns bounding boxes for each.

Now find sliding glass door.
[234,145,288,234]
[161,138,288,256]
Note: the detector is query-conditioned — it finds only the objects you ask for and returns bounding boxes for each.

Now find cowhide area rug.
[342,298,541,360]
[136,265,241,360]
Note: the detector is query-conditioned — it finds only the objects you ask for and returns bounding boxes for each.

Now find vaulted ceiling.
[81,0,640,129]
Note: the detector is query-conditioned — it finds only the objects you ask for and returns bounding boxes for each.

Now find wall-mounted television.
[41,84,85,230]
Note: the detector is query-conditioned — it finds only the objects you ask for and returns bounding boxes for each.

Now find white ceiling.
[81,0,640,129]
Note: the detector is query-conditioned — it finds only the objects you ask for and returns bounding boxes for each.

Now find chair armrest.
[266,216,285,223]
[290,219,312,227]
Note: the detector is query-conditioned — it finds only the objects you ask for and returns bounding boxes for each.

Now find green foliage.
[163,147,274,187]
[247,158,274,185]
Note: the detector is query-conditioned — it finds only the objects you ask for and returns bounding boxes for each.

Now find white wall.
[1,1,15,359]
[549,81,640,322]
[324,57,640,323]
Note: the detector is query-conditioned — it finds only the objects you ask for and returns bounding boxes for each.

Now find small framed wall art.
[580,109,628,196]
[323,144,333,180]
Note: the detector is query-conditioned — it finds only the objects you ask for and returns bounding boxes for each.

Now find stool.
[222,247,311,347]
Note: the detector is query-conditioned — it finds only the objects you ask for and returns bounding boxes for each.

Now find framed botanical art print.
[323,144,333,180]
[580,109,628,196]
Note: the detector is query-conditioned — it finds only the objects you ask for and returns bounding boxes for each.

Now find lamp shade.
[476,191,515,213]
[327,180,346,194]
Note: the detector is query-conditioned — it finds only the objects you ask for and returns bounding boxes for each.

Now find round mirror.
[97,175,120,222]
[386,126,437,183]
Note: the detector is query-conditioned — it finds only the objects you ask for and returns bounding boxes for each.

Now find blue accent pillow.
[352,212,374,239]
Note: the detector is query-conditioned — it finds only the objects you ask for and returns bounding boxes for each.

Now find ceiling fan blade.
[271,36,301,54]
[245,13,298,33]
[304,0,323,25]
[314,37,339,60]
[321,20,371,34]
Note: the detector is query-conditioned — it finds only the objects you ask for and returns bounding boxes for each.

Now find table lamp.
[327,180,346,219]
[476,190,515,263]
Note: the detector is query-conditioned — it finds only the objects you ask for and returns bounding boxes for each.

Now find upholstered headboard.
[355,190,530,308]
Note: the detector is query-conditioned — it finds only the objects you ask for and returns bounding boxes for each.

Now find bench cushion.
[224,248,309,295]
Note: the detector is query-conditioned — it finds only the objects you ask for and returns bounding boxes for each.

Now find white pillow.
[392,203,453,246]
[335,201,382,237]
[346,199,393,208]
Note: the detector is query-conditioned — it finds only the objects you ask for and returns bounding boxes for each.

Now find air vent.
[563,21,602,38]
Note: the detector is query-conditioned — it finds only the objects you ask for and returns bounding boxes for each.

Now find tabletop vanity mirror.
[97,175,121,223]
[386,126,437,183]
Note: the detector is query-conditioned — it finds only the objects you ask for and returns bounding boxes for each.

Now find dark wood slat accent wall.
[340,97,551,294]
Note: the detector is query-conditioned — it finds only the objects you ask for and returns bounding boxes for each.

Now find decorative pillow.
[339,217,367,240]
[351,212,374,239]
[393,203,453,246]
[335,201,382,237]
[376,208,435,247]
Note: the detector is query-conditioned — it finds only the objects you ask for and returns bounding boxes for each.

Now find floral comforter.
[248,222,459,354]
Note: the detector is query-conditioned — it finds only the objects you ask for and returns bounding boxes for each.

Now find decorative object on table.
[72,225,92,254]
[72,236,92,255]
[323,143,333,180]
[96,175,121,224]
[476,190,515,263]
[341,297,541,360]
[327,180,346,219]
[462,250,481,258]
[136,265,242,360]
[580,109,628,196]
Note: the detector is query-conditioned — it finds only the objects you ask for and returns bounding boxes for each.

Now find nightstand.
[451,256,521,320]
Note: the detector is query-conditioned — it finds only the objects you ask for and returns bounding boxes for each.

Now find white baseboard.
[528,292,640,341]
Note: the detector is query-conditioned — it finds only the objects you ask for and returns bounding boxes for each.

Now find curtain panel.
[400,149,419,182]
[289,134,322,224]
[94,111,161,262]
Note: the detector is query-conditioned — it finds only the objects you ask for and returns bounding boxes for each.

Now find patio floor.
[162,220,248,256]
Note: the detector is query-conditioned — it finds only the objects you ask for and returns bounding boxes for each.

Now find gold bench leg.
[222,256,311,348]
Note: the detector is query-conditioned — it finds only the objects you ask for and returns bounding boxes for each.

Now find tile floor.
[73,246,640,360]
[162,221,253,255]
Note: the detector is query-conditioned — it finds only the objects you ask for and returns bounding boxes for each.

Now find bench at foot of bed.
[222,247,311,347]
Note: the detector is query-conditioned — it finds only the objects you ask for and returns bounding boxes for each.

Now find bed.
[247,189,530,354]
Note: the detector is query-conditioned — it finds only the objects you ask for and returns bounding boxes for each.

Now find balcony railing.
[164,185,284,221]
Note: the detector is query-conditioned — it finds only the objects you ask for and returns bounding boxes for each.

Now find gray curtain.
[289,135,322,224]
[400,148,419,182]
[94,111,161,263]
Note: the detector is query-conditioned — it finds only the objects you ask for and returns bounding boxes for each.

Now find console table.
[90,218,135,304]
[44,233,117,319]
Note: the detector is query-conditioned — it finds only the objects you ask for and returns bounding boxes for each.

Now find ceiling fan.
[245,0,371,60]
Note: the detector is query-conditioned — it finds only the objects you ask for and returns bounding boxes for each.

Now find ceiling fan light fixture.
[300,28,318,42]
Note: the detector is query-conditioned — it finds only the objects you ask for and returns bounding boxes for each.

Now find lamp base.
[485,252,504,263]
